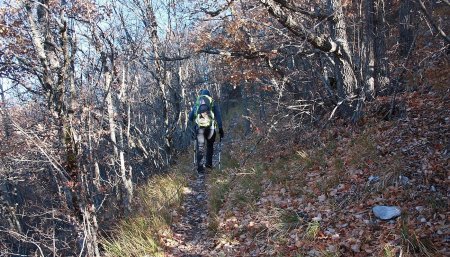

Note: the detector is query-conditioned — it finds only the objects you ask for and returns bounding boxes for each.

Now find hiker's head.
[199,89,211,96]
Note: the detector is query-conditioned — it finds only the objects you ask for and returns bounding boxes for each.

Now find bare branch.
[0,229,47,257]
[201,0,236,17]
[259,0,341,55]
[414,0,450,44]
[272,0,329,20]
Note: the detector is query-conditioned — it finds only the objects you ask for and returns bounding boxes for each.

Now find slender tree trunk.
[118,63,133,214]
[103,55,118,157]
[0,80,11,138]
[363,0,376,100]
[147,4,172,163]
[102,53,123,209]
[374,0,390,92]
[60,13,100,257]
[327,0,360,117]
[101,53,132,213]
[242,85,251,135]
[179,64,189,131]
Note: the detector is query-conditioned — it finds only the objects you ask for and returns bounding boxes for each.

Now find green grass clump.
[382,244,397,257]
[305,221,320,240]
[348,131,377,169]
[207,160,264,232]
[102,217,163,257]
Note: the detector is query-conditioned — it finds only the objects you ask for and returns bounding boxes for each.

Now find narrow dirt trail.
[165,139,230,256]
[165,172,214,257]
[165,117,238,256]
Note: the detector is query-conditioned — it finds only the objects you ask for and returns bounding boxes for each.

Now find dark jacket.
[188,89,223,129]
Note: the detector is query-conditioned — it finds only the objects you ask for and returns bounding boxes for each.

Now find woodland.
[0,0,448,256]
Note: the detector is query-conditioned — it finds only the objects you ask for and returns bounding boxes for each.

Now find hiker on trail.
[189,89,224,173]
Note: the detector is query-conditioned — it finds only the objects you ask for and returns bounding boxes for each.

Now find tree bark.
[363,0,376,100]
[118,62,133,215]
[374,0,390,92]
[326,0,360,118]
[0,80,11,138]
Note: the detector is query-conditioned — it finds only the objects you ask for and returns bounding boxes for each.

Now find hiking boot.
[197,165,205,174]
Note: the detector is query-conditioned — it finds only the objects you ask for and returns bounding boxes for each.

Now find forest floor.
[162,88,449,257]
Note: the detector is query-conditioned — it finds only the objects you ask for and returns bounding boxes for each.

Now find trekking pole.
[190,127,197,170]
[218,138,222,171]
[193,139,196,169]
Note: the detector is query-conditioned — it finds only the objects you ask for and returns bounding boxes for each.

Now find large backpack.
[195,95,215,128]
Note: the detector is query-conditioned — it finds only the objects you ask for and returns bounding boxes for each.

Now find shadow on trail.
[165,172,213,257]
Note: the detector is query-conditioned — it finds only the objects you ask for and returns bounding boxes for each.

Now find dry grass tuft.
[101,157,190,257]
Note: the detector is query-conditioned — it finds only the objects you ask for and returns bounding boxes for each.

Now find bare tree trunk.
[363,0,376,100]
[102,54,118,157]
[118,124,133,214]
[118,63,133,214]
[242,85,251,136]
[179,64,189,130]
[101,53,132,213]
[147,4,172,163]
[101,52,123,211]
[374,0,390,92]
[0,80,11,138]
[78,169,100,257]
[326,0,360,118]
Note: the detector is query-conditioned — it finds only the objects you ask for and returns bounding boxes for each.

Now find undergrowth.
[101,156,190,257]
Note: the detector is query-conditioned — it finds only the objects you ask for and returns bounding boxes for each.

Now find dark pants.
[196,127,215,171]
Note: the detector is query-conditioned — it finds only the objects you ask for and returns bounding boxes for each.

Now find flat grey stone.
[368,175,380,183]
[372,205,401,220]
[399,175,409,186]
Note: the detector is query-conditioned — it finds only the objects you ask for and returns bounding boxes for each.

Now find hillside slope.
[206,89,449,256]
